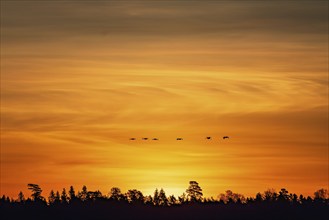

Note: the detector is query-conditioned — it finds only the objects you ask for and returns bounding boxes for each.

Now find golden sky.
[1,0,328,199]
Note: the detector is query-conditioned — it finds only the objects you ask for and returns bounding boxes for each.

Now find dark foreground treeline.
[1,181,328,220]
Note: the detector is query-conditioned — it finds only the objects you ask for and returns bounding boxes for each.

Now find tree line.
[1,181,328,220]
[1,181,328,206]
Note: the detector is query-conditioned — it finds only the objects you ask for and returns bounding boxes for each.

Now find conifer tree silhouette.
[186,181,203,202]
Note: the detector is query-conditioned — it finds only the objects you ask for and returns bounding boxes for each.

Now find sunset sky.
[1,0,328,199]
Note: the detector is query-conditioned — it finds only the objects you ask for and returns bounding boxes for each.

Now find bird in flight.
[223,136,229,139]
[130,138,136,140]
[152,138,159,140]
[176,138,183,140]
[142,138,148,140]
[206,137,211,140]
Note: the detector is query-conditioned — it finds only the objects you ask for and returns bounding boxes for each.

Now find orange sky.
[1,1,328,199]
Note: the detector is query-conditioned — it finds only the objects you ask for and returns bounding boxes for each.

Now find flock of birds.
[129,136,229,141]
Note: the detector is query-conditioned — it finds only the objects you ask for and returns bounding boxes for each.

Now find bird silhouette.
[206,137,211,140]
[142,138,148,140]
[130,138,136,140]
[152,138,158,140]
[223,136,229,139]
[176,138,183,140]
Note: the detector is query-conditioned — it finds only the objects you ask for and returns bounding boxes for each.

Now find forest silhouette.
[1,181,328,220]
